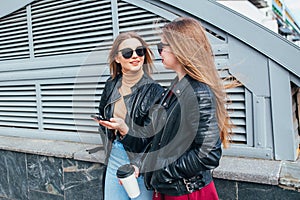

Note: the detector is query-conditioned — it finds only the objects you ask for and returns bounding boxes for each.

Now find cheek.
[116,56,128,66]
[163,54,177,66]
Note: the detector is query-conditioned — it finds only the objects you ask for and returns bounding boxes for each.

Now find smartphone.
[90,114,108,121]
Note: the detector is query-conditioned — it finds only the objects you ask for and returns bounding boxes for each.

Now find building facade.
[0,0,299,199]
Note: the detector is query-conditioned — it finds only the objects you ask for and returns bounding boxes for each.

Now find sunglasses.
[118,46,146,59]
[157,42,170,55]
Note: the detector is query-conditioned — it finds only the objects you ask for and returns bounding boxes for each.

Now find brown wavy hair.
[161,17,238,147]
[108,32,154,79]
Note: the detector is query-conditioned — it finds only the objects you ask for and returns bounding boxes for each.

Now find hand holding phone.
[90,114,108,121]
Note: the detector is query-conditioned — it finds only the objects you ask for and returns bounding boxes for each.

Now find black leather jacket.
[98,73,164,164]
[121,75,222,196]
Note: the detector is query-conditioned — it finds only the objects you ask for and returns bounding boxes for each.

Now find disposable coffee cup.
[116,164,140,198]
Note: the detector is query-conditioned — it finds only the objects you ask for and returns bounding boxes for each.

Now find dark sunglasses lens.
[135,46,146,57]
[157,43,162,54]
[121,48,133,59]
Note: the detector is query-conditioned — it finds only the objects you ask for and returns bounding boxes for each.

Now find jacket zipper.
[103,97,120,133]
[158,97,178,145]
[130,89,141,125]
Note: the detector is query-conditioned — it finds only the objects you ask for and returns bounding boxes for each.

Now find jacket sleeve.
[120,125,154,168]
[120,103,161,168]
[154,85,222,181]
[98,77,111,117]
[98,76,112,134]
[120,83,164,167]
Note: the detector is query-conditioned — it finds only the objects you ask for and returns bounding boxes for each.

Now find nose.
[131,50,138,58]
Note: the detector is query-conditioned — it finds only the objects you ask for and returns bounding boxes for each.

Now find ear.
[115,56,120,63]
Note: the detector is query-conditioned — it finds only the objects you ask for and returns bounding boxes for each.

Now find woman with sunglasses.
[96,32,164,200]
[109,17,238,199]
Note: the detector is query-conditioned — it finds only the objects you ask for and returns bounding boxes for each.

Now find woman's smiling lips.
[130,60,140,65]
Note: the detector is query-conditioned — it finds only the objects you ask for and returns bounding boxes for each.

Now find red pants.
[153,181,219,200]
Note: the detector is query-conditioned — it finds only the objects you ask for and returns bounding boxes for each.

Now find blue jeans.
[104,140,152,200]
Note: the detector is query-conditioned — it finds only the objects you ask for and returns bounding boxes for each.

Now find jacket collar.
[106,72,154,103]
[169,74,192,97]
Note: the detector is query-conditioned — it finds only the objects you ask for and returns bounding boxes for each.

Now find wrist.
[119,126,129,136]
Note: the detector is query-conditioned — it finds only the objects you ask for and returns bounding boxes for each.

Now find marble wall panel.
[27,154,64,196]
[63,159,105,200]
[0,151,28,199]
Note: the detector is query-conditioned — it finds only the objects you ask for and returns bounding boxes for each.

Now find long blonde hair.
[108,32,154,79]
[161,17,237,147]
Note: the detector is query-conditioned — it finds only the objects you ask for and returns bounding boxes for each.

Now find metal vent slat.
[42,83,104,90]
[0,96,36,101]
[230,133,247,142]
[229,110,246,118]
[42,102,73,107]
[231,118,246,126]
[231,126,247,134]
[43,123,97,133]
[42,88,98,95]
[227,102,246,110]
[0,102,36,107]
[43,123,77,130]
[43,96,98,101]
[228,93,245,101]
[43,102,97,108]
[0,90,36,96]
[0,107,37,112]
[0,121,38,129]
[43,107,96,113]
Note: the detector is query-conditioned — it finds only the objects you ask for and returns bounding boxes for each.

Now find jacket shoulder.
[188,78,214,97]
[137,74,164,93]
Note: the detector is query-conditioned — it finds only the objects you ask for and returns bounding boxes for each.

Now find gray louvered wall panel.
[41,79,104,133]
[31,0,114,57]
[0,8,29,61]
[0,84,38,129]
[70,66,110,134]
[219,69,246,143]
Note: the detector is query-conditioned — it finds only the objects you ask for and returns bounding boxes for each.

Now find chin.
[131,65,142,71]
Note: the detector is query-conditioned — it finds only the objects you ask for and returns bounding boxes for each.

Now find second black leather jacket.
[121,75,222,196]
[98,73,164,164]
